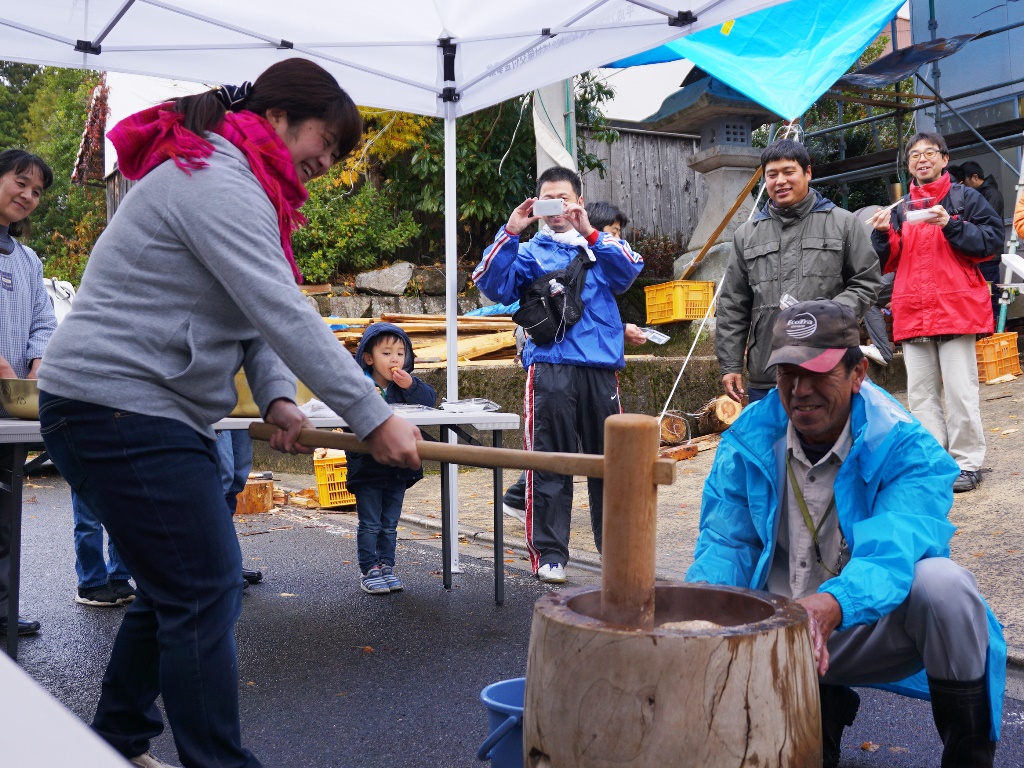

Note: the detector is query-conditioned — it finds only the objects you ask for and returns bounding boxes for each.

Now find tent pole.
[443,102,462,574]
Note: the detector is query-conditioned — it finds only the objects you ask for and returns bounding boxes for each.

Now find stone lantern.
[643,73,778,281]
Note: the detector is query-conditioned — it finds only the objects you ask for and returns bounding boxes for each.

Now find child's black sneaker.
[360,567,390,595]
[379,565,404,592]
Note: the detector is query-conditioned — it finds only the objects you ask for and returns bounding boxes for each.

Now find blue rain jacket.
[686,381,1005,738]
[471,227,643,370]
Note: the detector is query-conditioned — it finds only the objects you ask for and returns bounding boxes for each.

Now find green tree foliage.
[292,174,420,284]
[0,62,43,149]
[21,67,105,284]
[574,71,619,178]
[384,96,537,264]
[383,73,617,265]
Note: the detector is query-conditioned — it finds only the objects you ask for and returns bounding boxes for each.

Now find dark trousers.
[980,258,1002,327]
[0,446,12,619]
[353,482,405,572]
[523,363,620,571]
[747,386,773,403]
[39,393,261,768]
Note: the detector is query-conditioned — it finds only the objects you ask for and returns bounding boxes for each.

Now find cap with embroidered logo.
[766,300,860,373]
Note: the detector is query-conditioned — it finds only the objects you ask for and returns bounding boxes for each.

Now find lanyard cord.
[785,455,840,578]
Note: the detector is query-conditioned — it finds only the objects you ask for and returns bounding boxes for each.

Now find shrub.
[629,231,682,279]
[293,175,420,283]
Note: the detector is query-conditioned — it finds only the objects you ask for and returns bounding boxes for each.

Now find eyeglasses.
[908,148,943,162]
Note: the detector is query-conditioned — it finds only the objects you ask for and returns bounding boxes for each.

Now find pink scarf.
[108,105,307,282]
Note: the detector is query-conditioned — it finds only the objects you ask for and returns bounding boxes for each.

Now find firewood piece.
[235,480,274,515]
[696,395,743,435]
[659,412,690,445]
[659,444,699,461]
[413,330,517,363]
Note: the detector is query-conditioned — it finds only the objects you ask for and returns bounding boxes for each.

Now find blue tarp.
[607,0,906,121]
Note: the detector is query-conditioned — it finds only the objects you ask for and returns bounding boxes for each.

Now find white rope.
[657,121,802,425]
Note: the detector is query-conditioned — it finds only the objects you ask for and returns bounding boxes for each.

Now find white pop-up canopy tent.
[1,0,792,569]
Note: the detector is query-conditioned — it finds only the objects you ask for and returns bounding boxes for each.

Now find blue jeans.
[72,491,131,589]
[39,393,260,768]
[353,482,405,573]
[215,431,253,513]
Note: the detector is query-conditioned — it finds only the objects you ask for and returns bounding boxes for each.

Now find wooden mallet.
[249,413,672,628]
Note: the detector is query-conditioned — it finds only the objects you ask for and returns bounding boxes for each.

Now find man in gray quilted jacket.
[716,139,881,403]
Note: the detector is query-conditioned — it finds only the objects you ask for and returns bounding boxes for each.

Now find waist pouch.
[512,246,593,346]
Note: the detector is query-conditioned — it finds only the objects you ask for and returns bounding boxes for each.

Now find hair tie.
[214,82,252,110]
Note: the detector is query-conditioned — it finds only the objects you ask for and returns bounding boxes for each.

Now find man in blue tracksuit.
[471,167,643,583]
[688,300,1004,768]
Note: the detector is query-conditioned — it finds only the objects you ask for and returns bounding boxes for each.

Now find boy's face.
[363,337,406,384]
[537,179,581,233]
[603,221,623,238]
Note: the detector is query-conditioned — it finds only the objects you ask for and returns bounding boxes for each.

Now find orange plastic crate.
[644,280,715,325]
[313,452,356,508]
[976,332,1022,382]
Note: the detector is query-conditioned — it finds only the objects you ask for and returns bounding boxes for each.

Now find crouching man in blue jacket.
[687,299,1004,768]
[471,166,643,584]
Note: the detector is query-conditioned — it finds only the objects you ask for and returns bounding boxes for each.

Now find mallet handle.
[248,422,676,484]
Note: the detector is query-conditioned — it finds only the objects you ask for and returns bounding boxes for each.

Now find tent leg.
[444,105,462,574]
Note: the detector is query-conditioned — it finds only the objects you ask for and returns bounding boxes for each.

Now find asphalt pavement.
[11,371,1024,766]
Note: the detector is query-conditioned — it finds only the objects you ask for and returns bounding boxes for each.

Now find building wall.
[910,0,1024,222]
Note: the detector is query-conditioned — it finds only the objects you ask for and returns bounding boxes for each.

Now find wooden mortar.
[523,584,821,767]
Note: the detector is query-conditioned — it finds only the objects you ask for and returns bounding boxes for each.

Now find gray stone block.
[327,295,372,318]
[355,261,414,296]
[412,267,468,295]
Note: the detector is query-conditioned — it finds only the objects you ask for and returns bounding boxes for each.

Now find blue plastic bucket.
[477,677,525,767]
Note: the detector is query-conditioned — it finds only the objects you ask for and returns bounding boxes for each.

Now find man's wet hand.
[797,592,842,677]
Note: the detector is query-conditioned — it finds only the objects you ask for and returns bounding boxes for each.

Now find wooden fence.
[580,126,706,245]
[105,170,136,223]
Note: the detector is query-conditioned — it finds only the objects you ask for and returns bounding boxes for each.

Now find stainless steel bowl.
[0,378,40,420]
[231,371,314,418]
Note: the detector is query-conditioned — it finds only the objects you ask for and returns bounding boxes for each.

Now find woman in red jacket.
[869,132,1004,493]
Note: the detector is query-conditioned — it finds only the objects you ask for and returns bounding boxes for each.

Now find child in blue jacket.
[348,323,436,594]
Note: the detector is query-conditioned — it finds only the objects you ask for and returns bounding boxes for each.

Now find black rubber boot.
[820,684,860,768]
[928,675,996,768]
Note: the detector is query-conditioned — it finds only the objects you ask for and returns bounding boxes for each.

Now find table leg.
[440,426,452,591]
[0,443,26,660]
[492,430,504,606]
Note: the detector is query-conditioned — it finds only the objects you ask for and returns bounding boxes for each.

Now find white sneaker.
[537,563,566,584]
[129,753,180,768]
[860,344,887,366]
[502,503,526,524]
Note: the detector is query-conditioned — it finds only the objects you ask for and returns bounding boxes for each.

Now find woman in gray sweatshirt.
[37,59,420,768]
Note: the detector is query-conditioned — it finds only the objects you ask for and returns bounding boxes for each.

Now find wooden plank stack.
[324,313,520,365]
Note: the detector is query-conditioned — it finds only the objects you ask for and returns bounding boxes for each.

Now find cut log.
[696,395,743,435]
[659,443,699,461]
[235,480,274,515]
[659,412,690,445]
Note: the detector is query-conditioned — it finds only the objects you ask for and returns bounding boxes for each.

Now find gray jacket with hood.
[38,135,392,440]
[715,189,881,390]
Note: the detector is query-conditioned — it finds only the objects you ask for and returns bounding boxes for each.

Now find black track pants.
[522,362,620,571]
